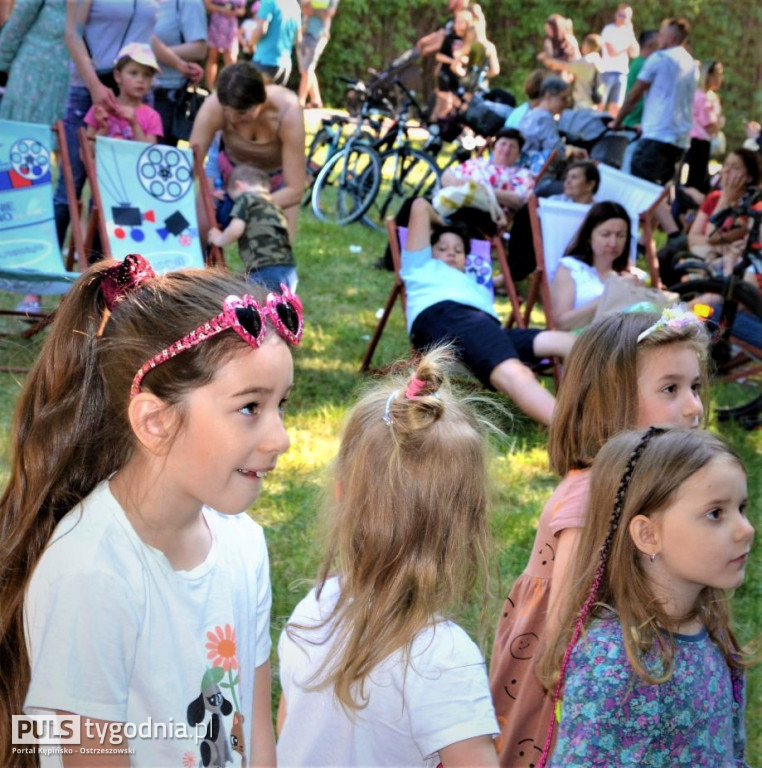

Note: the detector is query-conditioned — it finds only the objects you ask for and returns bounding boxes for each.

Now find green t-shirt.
[230,192,295,274]
[622,56,646,128]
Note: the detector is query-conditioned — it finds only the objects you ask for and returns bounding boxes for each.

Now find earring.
[650,553,657,563]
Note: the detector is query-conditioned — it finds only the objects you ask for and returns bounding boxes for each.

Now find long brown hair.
[0,263,269,766]
[548,311,710,476]
[288,347,494,711]
[564,201,631,273]
[539,428,752,695]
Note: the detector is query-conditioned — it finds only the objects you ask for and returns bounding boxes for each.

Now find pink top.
[690,89,721,141]
[84,103,164,140]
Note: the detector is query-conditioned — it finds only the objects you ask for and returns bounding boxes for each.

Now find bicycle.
[311,79,441,228]
[668,186,762,427]
[303,78,388,206]
[358,81,443,232]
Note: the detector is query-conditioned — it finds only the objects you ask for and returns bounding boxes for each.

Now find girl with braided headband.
[537,428,753,766]
[0,254,303,767]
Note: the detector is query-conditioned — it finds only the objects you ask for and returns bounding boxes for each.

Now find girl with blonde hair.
[277,347,500,766]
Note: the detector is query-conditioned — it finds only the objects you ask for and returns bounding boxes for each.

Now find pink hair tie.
[101,253,156,311]
[405,377,427,399]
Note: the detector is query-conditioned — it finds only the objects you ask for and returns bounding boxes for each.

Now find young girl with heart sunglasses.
[0,254,303,767]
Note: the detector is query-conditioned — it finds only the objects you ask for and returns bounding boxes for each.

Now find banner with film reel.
[0,120,80,294]
[95,137,204,272]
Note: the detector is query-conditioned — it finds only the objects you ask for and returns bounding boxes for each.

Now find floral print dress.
[0,0,69,125]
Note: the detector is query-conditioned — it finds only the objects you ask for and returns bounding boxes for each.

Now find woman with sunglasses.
[0,254,304,767]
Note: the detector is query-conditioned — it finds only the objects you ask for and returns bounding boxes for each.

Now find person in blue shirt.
[401,197,575,426]
[250,0,301,85]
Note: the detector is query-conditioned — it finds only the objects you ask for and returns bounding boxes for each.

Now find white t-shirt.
[277,577,499,766]
[559,255,606,309]
[600,22,638,74]
[25,481,272,767]
[638,46,698,148]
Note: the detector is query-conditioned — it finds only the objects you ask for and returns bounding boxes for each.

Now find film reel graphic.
[10,137,51,180]
[137,145,193,202]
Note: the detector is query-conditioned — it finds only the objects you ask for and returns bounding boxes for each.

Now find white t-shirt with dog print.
[25,481,271,767]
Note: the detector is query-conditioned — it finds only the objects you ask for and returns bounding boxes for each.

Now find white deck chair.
[525,196,590,330]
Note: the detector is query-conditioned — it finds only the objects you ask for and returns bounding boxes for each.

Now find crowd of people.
[0,1,759,767]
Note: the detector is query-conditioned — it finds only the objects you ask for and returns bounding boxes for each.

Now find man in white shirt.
[610,17,697,249]
[600,4,639,116]
[612,17,697,186]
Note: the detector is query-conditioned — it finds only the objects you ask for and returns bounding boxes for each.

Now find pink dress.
[208,0,245,51]
[83,103,164,140]
[489,469,591,767]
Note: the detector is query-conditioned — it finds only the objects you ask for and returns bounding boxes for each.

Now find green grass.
[0,204,760,764]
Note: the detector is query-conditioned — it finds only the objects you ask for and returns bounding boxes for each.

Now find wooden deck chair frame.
[0,120,86,352]
[79,129,223,267]
[522,195,593,385]
[359,217,524,373]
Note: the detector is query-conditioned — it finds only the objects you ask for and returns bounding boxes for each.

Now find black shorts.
[410,301,542,388]
[631,138,685,186]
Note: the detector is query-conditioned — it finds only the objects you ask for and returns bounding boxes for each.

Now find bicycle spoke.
[363,149,441,232]
[312,146,381,226]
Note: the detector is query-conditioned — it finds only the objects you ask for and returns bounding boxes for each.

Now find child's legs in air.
[489,357,556,426]
[489,329,575,426]
[488,325,571,427]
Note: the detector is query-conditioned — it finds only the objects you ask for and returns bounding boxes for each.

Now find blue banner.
[95,137,204,272]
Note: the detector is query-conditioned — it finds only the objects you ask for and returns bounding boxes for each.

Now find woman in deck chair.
[401,197,575,426]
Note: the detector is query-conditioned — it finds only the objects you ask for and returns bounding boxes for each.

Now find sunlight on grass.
[0,198,760,762]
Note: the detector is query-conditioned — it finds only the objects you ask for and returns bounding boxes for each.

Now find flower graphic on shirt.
[205,623,241,713]
[206,624,238,671]
[182,751,196,768]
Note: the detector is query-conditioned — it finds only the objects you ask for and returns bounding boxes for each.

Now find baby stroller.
[558,109,636,169]
[346,48,426,121]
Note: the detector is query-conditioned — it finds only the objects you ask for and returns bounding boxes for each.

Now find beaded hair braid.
[538,426,663,766]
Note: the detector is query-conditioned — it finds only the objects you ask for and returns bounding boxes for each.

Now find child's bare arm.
[406,197,444,252]
[208,218,246,247]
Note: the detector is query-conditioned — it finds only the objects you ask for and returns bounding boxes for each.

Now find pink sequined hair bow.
[101,253,156,311]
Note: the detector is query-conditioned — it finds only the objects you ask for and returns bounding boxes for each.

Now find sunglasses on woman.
[130,285,303,398]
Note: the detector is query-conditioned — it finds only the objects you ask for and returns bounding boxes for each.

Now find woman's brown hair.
[0,263,270,766]
[288,347,495,711]
[217,61,267,111]
[563,201,632,273]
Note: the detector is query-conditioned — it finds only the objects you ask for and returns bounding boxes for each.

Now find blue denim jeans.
[54,86,92,247]
[247,265,298,293]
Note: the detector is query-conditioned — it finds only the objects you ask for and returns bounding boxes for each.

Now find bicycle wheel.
[311,144,381,226]
[362,148,441,232]
[303,128,334,205]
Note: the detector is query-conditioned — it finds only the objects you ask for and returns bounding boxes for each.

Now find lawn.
[0,203,759,763]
